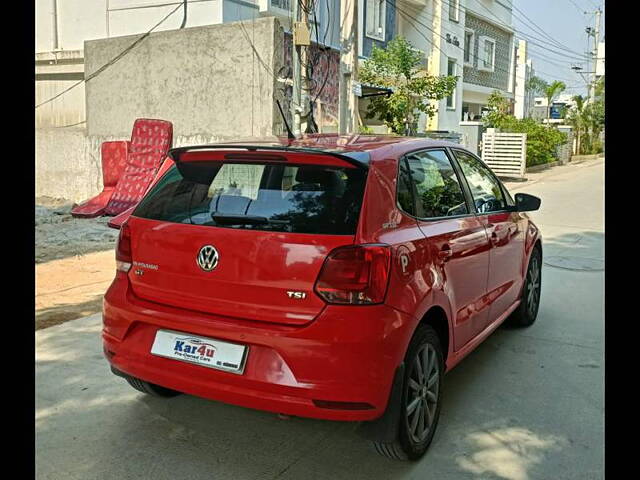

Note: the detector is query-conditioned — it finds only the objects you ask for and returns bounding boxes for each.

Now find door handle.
[438,245,453,260]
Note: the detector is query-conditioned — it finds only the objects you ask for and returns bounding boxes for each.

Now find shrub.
[498,117,567,166]
[485,92,567,166]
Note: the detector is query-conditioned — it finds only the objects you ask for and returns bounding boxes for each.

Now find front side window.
[133,162,367,235]
[398,149,468,219]
[366,0,386,40]
[453,150,507,214]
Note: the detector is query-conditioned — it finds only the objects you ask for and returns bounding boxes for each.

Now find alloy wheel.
[405,343,440,444]
[527,255,541,318]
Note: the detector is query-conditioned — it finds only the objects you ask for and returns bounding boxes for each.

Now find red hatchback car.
[103,135,542,460]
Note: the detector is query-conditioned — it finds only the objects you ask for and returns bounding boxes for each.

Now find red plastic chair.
[104,118,173,216]
[107,158,176,230]
[70,141,129,218]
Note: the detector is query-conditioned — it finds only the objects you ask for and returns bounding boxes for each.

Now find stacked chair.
[71,118,173,219]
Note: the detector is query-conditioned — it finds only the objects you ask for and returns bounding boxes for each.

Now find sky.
[513,0,605,97]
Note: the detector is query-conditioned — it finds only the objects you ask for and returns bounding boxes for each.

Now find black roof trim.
[167,144,370,169]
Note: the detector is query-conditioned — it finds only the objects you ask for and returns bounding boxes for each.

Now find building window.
[446,58,457,109]
[449,0,460,22]
[366,0,386,41]
[478,36,496,72]
[464,29,474,66]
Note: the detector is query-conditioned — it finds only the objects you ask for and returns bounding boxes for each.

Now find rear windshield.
[133,162,367,235]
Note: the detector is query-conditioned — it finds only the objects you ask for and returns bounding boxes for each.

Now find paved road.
[36,159,604,480]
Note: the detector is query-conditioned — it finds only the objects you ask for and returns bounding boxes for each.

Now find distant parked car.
[102,135,542,461]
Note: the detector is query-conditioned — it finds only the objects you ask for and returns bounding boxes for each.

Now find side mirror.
[514,193,541,212]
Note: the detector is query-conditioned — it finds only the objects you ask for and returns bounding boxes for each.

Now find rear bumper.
[102,274,416,421]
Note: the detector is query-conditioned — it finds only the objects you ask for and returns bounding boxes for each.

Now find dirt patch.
[36,196,119,264]
[35,196,120,329]
[36,238,116,330]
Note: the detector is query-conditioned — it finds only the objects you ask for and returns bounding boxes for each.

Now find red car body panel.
[102,135,541,421]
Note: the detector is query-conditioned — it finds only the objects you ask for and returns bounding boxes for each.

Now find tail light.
[116,223,132,272]
[314,244,391,305]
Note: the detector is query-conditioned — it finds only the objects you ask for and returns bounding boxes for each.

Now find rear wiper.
[211,214,270,225]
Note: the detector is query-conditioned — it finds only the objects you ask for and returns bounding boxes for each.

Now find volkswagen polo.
[103,135,542,460]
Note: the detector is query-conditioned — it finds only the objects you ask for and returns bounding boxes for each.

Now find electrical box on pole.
[294,22,311,46]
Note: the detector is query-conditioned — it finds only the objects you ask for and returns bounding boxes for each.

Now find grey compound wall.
[463,13,513,91]
[85,17,286,139]
[37,17,289,202]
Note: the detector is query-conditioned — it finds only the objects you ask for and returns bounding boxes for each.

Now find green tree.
[359,36,458,135]
[544,80,566,121]
[525,76,548,96]
[485,90,511,128]
[564,77,605,155]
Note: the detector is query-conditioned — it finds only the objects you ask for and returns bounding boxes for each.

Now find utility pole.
[338,0,358,135]
[291,1,311,137]
[589,7,601,103]
[585,6,601,103]
[52,0,59,50]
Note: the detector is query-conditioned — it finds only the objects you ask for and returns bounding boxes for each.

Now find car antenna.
[276,99,296,141]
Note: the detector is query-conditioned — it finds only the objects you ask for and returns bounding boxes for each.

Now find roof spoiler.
[167,144,370,170]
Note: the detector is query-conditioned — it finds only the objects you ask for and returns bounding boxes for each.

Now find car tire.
[373,325,444,461]
[126,376,181,398]
[508,246,542,328]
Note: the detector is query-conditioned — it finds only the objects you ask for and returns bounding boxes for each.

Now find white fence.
[481,131,527,179]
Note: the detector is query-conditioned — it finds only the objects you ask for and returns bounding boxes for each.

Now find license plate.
[151,329,248,374]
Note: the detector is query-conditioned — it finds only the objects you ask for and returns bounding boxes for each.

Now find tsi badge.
[287,291,307,300]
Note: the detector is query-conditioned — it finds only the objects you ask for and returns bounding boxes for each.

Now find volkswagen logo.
[197,245,219,272]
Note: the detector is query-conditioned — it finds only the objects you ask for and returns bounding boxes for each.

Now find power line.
[407,0,589,64]
[462,0,589,60]
[36,3,183,109]
[567,0,588,16]
[389,1,577,84]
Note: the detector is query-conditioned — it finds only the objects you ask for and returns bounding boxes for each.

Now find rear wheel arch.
[418,306,450,363]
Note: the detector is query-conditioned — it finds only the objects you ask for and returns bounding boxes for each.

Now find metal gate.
[481,131,527,179]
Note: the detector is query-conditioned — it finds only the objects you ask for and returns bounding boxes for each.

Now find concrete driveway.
[36,159,604,480]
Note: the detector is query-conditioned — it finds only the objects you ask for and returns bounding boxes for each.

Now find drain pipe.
[180,0,188,29]
[52,0,59,50]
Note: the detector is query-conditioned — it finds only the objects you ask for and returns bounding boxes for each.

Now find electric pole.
[590,7,601,103]
[586,6,602,103]
[338,0,358,135]
[291,1,311,137]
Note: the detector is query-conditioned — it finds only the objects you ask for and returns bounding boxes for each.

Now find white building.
[513,39,534,119]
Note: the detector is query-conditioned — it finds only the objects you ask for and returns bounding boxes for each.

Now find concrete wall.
[85,17,285,139]
[36,128,104,202]
[37,18,288,202]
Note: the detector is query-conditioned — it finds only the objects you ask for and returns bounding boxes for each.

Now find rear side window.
[398,149,469,219]
[133,162,367,235]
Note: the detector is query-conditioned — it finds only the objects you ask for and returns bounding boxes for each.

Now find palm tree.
[544,80,566,121]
